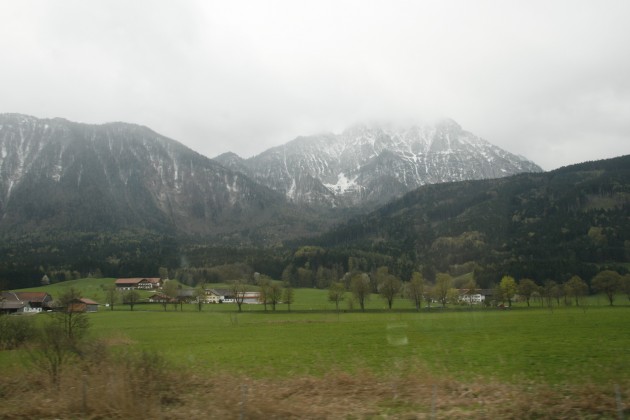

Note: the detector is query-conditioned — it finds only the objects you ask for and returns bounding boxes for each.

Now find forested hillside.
[1,142,627,291]
[308,155,630,287]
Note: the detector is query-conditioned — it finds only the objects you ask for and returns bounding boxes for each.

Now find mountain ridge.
[217,119,543,207]
[0,113,303,242]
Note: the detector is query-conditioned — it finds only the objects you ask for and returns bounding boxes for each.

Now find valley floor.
[1,306,629,418]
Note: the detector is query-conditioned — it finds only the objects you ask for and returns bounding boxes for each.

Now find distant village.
[0,277,263,314]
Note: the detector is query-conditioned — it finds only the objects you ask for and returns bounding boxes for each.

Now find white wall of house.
[23,307,41,313]
[459,294,485,304]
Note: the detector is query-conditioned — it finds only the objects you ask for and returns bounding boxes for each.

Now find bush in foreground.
[0,315,36,350]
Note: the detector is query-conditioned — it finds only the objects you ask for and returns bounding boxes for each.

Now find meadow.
[7,280,630,384]
[2,279,629,418]
[78,306,630,384]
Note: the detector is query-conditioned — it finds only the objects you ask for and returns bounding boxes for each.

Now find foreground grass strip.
[1,363,628,419]
[2,306,629,418]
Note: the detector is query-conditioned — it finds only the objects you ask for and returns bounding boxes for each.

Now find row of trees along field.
[101,257,630,312]
[325,268,630,311]
[155,267,629,313]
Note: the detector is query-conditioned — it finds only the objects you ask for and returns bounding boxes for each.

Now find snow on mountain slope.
[227,119,542,207]
[0,114,285,237]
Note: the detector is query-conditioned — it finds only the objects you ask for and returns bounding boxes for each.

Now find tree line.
[325,267,630,312]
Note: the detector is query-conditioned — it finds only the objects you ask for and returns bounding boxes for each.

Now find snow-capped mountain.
[0,114,543,243]
[0,114,290,240]
[218,119,543,207]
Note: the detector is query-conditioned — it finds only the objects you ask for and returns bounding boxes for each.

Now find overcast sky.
[1,0,629,170]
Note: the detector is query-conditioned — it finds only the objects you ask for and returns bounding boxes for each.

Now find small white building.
[458,289,487,305]
[204,289,234,303]
[115,278,161,290]
[204,289,261,304]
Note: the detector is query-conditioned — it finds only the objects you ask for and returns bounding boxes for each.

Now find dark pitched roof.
[79,298,99,305]
[11,292,52,302]
[148,293,177,302]
[0,301,27,310]
[1,291,22,302]
[1,292,30,310]
[116,277,158,285]
[207,289,232,296]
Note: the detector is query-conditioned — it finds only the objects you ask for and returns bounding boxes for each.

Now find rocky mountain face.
[217,120,543,207]
[0,114,292,242]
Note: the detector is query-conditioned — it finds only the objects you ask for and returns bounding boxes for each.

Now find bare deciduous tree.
[231,280,247,312]
[564,275,589,306]
[258,277,271,311]
[350,273,371,312]
[34,287,91,387]
[406,272,424,311]
[104,284,118,311]
[328,282,346,312]
[499,276,517,307]
[543,280,559,308]
[435,273,452,308]
[194,283,206,312]
[123,290,140,311]
[283,282,295,312]
[517,278,538,307]
[55,288,89,342]
[32,322,74,386]
[268,283,283,311]
[377,268,401,310]
[163,280,180,311]
[592,270,621,306]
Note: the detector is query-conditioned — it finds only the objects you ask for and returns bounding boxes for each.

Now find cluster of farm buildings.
[0,278,262,314]
[0,291,98,314]
[114,277,261,304]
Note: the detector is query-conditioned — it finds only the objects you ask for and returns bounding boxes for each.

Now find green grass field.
[80,306,628,385]
[3,280,630,418]
[5,279,630,387]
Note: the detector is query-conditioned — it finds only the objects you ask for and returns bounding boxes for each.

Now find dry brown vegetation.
[1,344,627,420]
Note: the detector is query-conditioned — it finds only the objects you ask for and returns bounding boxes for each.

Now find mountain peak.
[240,119,542,207]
